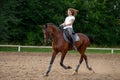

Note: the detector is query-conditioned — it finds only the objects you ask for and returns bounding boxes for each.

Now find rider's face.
[67,10,72,16]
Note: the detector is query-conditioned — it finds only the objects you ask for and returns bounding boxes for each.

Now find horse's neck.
[51,29,62,42]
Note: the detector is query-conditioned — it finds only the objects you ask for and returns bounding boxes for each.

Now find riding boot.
[66,28,77,50]
[71,38,77,50]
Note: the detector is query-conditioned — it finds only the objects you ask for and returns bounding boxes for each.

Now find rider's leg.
[67,28,77,50]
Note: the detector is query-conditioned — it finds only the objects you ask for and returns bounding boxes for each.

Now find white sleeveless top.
[63,15,75,29]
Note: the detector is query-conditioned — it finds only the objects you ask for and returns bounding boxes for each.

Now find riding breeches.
[65,28,74,43]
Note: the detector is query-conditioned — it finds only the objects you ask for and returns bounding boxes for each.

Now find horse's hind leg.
[83,54,91,70]
[83,54,95,73]
[73,54,84,74]
[73,46,86,75]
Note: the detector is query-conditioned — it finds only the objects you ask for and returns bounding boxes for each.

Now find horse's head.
[42,23,61,44]
[42,24,52,44]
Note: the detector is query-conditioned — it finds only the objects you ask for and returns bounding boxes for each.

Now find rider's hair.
[68,8,79,16]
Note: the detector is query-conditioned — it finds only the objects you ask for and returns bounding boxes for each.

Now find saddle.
[63,29,80,44]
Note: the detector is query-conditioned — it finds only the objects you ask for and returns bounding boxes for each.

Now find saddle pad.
[72,33,80,41]
[63,32,80,43]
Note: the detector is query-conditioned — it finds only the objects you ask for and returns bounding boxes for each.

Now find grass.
[0,47,18,52]
[0,47,120,54]
[21,47,52,52]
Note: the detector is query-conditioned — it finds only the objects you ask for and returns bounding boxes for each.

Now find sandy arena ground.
[0,52,120,80]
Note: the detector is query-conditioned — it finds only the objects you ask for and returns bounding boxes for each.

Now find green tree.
[0,0,120,47]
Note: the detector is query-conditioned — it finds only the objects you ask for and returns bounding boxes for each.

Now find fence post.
[18,46,21,52]
[111,49,114,54]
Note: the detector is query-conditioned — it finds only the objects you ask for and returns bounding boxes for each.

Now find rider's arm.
[65,19,74,26]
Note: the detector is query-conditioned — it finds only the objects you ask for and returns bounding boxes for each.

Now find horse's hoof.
[88,67,95,73]
[67,66,72,69]
[88,67,92,70]
[43,73,49,77]
[72,71,78,75]
[92,70,95,73]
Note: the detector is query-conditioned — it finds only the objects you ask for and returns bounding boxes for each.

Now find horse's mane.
[47,23,61,31]
[47,23,59,29]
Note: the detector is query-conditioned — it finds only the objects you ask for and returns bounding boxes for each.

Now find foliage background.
[0,0,120,47]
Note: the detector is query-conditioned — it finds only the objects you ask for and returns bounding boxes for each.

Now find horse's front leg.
[60,52,72,69]
[44,51,58,76]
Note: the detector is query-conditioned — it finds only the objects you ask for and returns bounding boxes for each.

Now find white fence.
[0,45,120,54]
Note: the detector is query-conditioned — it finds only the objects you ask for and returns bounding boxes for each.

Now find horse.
[41,23,94,76]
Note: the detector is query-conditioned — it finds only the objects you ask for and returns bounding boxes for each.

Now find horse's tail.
[87,35,94,45]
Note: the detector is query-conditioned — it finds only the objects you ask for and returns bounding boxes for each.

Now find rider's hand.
[60,23,66,27]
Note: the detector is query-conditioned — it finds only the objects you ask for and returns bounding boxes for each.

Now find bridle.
[43,24,51,43]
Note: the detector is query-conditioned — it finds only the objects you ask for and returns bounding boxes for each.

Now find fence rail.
[0,45,120,54]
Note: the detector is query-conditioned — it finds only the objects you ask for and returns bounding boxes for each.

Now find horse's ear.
[44,24,47,29]
[41,24,47,29]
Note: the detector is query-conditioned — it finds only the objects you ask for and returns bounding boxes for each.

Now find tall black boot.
[70,38,77,50]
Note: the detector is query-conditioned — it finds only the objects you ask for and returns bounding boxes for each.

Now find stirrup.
[73,45,77,50]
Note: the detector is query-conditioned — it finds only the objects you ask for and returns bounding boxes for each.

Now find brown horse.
[42,23,94,76]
